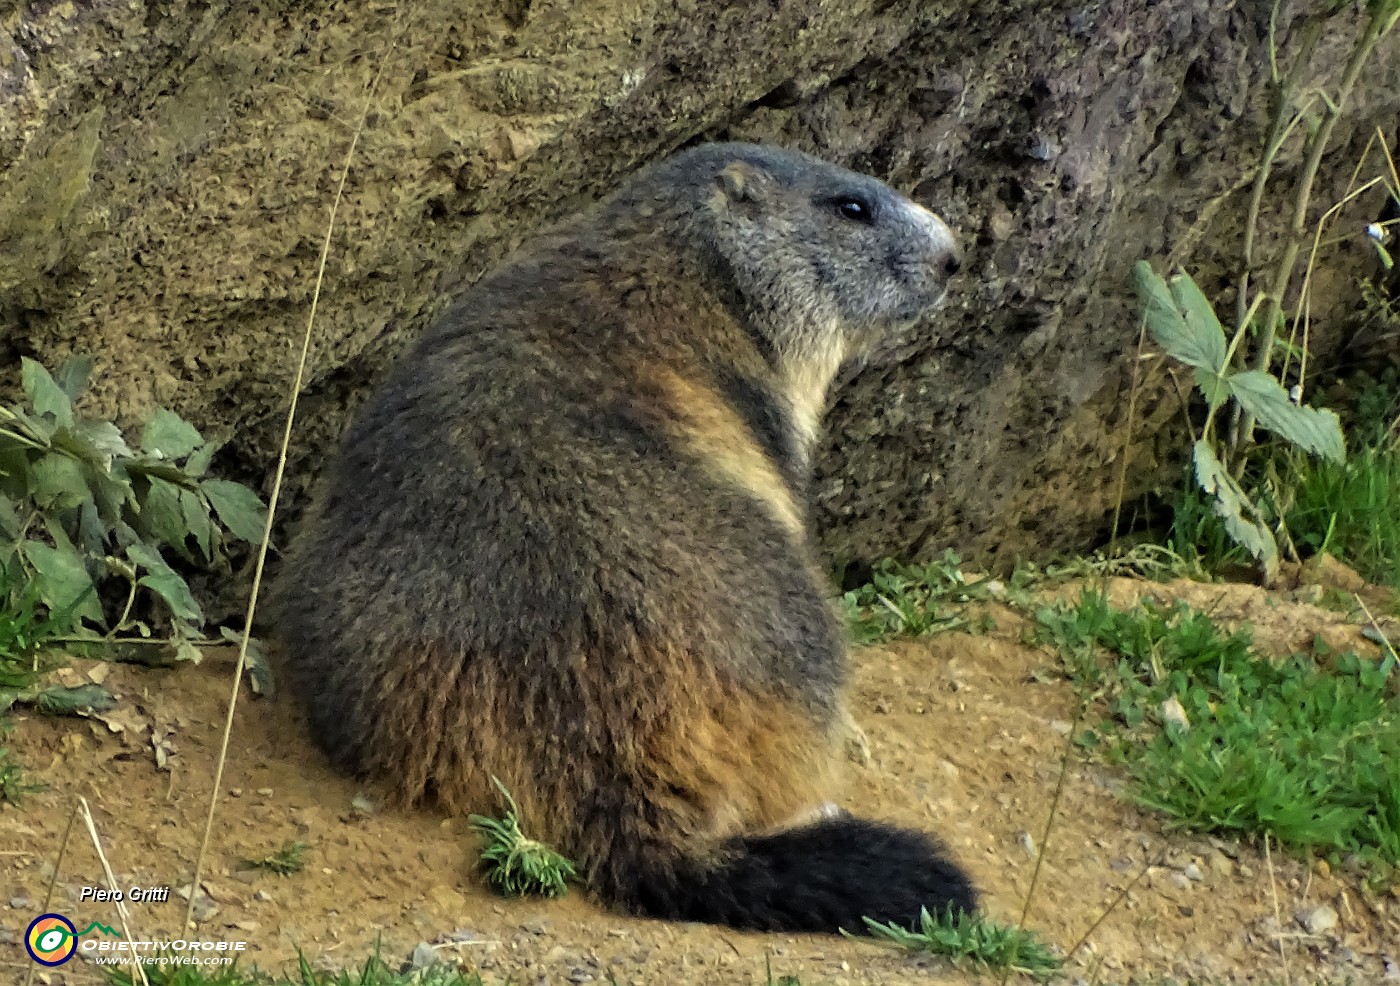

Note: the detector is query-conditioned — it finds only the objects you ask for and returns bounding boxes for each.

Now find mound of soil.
[3,577,1398,985]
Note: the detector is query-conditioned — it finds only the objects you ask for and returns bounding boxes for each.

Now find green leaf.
[1133,262,1228,373]
[71,419,133,463]
[8,406,56,444]
[1168,271,1229,371]
[172,630,203,665]
[220,626,276,697]
[141,409,204,461]
[34,683,117,715]
[0,497,22,539]
[140,476,188,551]
[21,358,74,429]
[180,488,214,561]
[75,501,106,557]
[185,441,219,479]
[82,461,132,527]
[1192,366,1231,411]
[29,455,91,511]
[126,542,203,624]
[202,479,268,544]
[22,539,102,625]
[53,355,95,401]
[1227,371,1346,463]
[1192,441,1279,583]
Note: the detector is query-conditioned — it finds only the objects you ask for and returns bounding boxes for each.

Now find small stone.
[10,896,31,909]
[1161,696,1191,731]
[1296,904,1338,935]
[1170,872,1191,891]
[1015,831,1036,858]
[984,580,1007,600]
[409,942,439,969]
[1208,850,1235,877]
[1182,862,1204,881]
[522,919,549,936]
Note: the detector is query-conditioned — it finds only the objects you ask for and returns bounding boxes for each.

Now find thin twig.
[998,699,1086,986]
[1355,593,1399,668]
[21,799,80,986]
[1066,850,1165,961]
[182,43,396,931]
[1265,833,1293,986]
[1109,319,1150,549]
[79,796,150,986]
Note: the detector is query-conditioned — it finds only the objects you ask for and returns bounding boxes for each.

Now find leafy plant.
[1039,591,1400,873]
[241,840,310,876]
[0,356,267,658]
[840,551,977,644]
[1133,2,1400,581]
[1134,262,1345,583]
[468,777,578,898]
[859,906,1061,976]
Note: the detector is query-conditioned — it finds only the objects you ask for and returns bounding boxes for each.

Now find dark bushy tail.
[606,815,978,933]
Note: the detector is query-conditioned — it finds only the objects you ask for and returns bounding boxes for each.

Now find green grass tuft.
[468,778,578,898]
[840,552,972,644]
[241,840,310,876]
[1285,436,1400,589]
[1039,590,1400,873]
[858,906,1061,976]
[0,736,44,804]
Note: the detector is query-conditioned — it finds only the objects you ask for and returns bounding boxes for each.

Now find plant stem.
[1233,7,1392,458]
[1235,15,1325,334]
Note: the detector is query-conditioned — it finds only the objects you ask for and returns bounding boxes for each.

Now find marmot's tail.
[604,815,978,933]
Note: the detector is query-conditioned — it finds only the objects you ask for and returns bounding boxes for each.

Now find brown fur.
[272,142,975,931]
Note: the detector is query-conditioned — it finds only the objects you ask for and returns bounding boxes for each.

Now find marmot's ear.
[715,161,770,205]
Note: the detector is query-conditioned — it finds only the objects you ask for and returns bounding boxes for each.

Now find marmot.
[272,142,977,932]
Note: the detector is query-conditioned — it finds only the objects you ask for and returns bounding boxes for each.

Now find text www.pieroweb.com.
[84,940,246,966]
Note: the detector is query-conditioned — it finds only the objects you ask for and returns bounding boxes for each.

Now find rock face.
[3,1,1397,569]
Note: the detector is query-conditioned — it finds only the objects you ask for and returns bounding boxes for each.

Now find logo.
[24,913,119,966]
[25,913,78,966]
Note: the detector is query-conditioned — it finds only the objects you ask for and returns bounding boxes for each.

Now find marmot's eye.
[834,197,873,222]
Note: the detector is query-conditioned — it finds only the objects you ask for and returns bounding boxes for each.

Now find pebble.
[521,919,549,936]
[408,942,440,969]
[1208,850,1235,877]
[1182,862,1204,882]
[1296,904,1338,935]
[10,896,31,909]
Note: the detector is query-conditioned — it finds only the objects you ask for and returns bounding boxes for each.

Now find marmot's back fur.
[273,142,977,932]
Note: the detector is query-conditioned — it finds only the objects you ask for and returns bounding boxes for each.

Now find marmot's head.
[648,143,961,430]
[688,145,956,335]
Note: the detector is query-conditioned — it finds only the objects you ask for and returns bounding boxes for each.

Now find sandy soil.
[3,575,1399,986]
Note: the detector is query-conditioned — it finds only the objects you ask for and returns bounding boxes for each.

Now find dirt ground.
[3,575,1399,986]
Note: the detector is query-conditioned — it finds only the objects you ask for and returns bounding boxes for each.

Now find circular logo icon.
[26,913,78,966]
